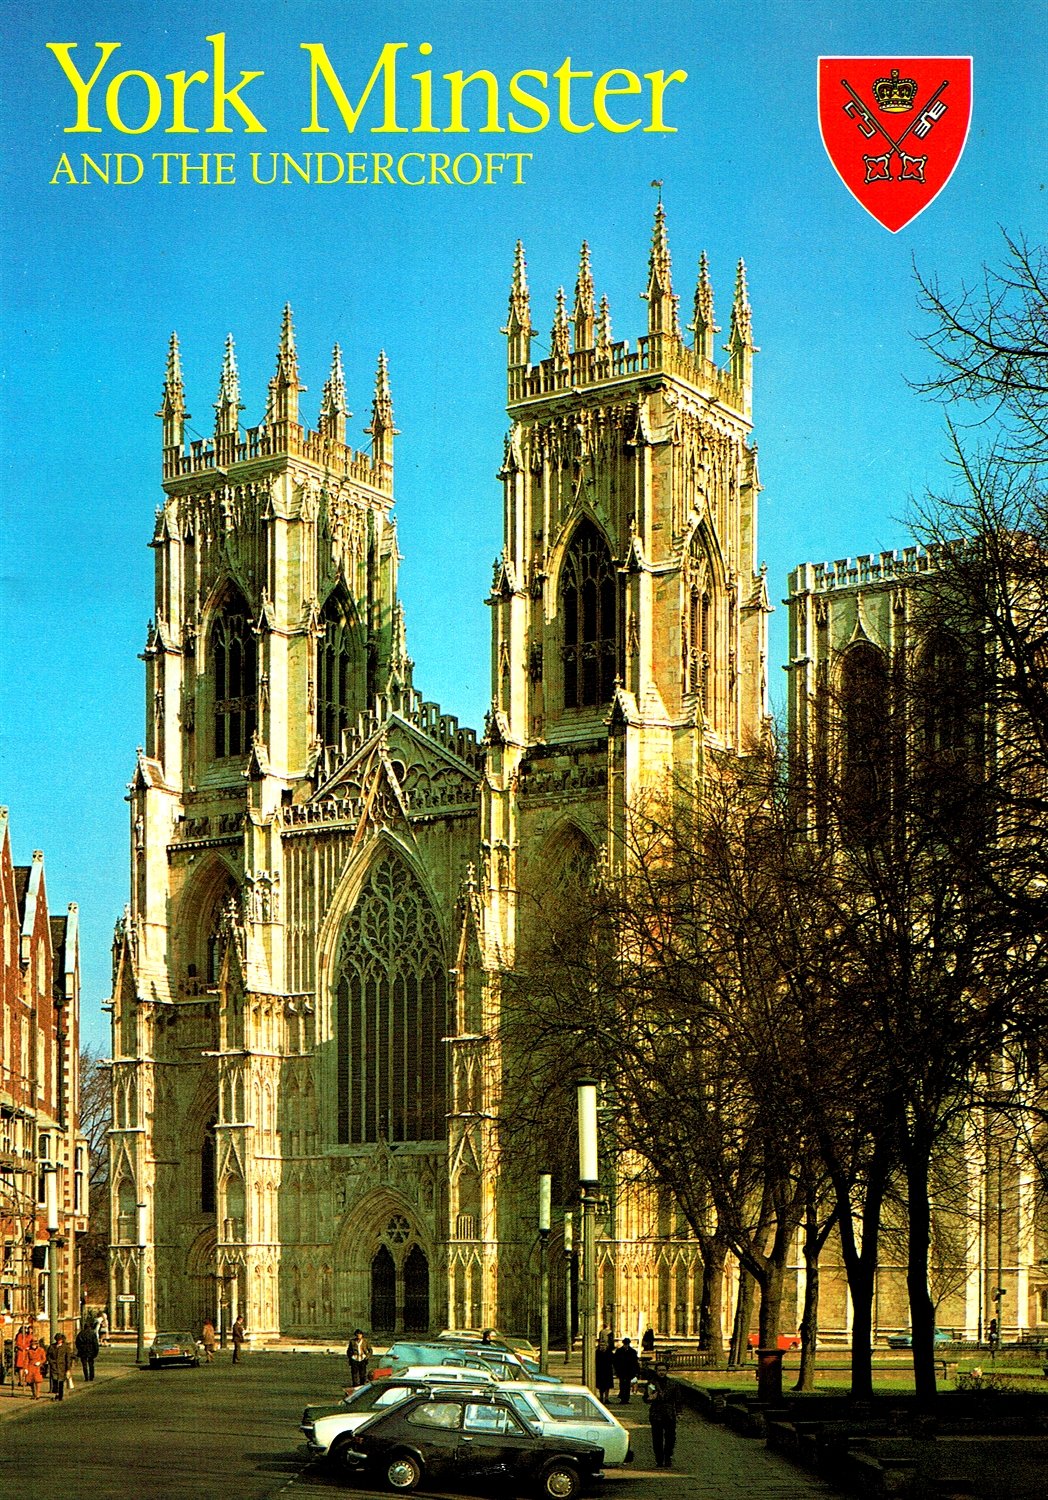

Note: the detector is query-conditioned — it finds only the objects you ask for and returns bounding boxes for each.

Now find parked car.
[148,1331,200,1368]
[439,1328,540,1359]
[746,1332,801,1351]
[886,1328,952,1348]
[337,1387,605,1496]
[370,1342,500,1382]
[301,1375,494,1470]
[374,1339,561,1386]
[502,1384,632,1466]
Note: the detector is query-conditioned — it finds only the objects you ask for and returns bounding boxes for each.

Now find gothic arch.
[682,525,726,725]
[316,587,364,749]
[176,856,239,990]
[202,582,257,760]
[332,1189,435,1335]
[836,640,890,826]
[325,841,449,1146]
[556,517,620,709]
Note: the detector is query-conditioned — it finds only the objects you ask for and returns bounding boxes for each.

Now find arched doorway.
[403,1245,429,1332]
[371,1245,396,1332]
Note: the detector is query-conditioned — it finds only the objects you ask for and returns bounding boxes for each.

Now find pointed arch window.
[840,642,890,828]
[201,1117,217,1215]
[334,851,448,1146]
[561,521,619,709]
[686,536,714,714]
[212,594,257,759]
[317,594,355,748]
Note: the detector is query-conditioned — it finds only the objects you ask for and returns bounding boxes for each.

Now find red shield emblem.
[818,57,972,231]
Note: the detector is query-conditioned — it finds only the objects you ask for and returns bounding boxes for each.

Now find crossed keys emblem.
[818,58,972,232]
[841,77,950,184]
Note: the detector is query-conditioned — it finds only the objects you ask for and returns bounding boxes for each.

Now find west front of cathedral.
[108,208,770,1341]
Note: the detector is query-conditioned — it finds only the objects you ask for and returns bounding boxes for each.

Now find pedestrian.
[595,1330,615,1406]
[612,1335,640,1405]
[24,1338,47,1399]
[640,1360,680,1468]
[641,1325,656,1356]
[346,1328,372,1387]
[95,1309,109,1344]
[75,1319,100,1381]
[46,1332,74,1400]
[231,1315,245,1365]
[14,1325,31,1388]
[201,1319,217,1364]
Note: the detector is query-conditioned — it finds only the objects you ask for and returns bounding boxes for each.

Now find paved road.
[0,1347,842,1500]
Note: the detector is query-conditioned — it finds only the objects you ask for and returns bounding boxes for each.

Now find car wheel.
[385,1451,422,1492]
[329,1438,360,1474]
[539,1462,581,1500]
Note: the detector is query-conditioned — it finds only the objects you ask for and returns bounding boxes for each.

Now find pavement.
[0,1339,845,1497]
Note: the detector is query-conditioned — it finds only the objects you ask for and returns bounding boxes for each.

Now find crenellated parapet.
[506,207,754,420]
[159,310,395,493]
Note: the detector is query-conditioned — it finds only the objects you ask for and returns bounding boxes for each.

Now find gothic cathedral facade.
[109,208,769,1340]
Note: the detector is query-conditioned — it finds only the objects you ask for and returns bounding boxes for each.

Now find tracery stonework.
[111,210,769,1344]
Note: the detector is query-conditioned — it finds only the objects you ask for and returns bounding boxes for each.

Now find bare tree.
[77,1046,111,1302]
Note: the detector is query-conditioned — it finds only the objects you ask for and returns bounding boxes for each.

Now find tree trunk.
[729,1268,755,1367]
[795,1217,821,1392]
[906,1144,938,1407]
[698,1238,727,1362]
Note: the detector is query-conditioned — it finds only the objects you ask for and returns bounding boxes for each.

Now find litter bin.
[756,1346,784,1402]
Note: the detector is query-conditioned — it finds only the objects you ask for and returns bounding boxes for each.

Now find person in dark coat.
[231,1315,245,1365]
[595,1330,615,1406]
[346,1328,372,1386]
[46,1333,75,1400]
[640,1360,680,1468]
[612,1336,640,1404]
[75,1320,100,1381]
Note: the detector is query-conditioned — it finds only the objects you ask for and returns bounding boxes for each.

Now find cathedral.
[108,206,770,1341]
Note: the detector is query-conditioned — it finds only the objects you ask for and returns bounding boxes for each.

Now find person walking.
[612,1336,640,1405]
[24,1338,47,1399]
[75,1320,99,1382]
[201,1319,217,1364]
[46,1333,74,1400]
[231,1315,245,1365]
[95,1310,109,1344]
[595,1331,615,1406]
[14,1325,31,1388]
[640,1359,680,1468]
[346,1328,372,1387]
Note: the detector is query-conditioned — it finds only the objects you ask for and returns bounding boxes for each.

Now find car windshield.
[536,1392,609,1422]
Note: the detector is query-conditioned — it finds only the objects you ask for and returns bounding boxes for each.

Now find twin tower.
[109,204,768,1343]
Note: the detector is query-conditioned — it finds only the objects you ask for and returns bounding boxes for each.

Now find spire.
[503,239,532,369]
[727,258,757,415]
[595,294,613,372]
[214,334,242,438]
[550,287,570,366]
[366,351,398,468]
[573,241,595,351]
[318,342,350,444]
[157,332,187,454]
[266,302,304,427]
[690,252,719,363]
[643,200,679,338]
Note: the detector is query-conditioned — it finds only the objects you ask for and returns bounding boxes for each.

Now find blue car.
[886,1328,952,1348]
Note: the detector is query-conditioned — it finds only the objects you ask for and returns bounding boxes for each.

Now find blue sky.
[1,0,1045,1050]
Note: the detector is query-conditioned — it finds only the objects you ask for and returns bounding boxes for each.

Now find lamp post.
[563,1211,574,1365]
[44,1165,60,1347]
[538,1173,551,1374]
[577,1079,599,1394]
[136,1201,147,1367]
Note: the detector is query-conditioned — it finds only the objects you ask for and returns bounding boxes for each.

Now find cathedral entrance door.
[403,1244,429,1332]
[371,1245,396,1332]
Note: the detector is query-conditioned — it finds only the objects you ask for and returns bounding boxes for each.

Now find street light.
[563,1211,574,1366]
[44,1165,60,1348]
[538,1173,551,1374]
[577,1079,598,1394]
[136,1201,147,1367]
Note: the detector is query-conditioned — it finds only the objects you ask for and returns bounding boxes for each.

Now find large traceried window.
[840,642,890,828]
[560,520,619,710]
[212,593,257,759]
[334,851,448,1146]
[317,593,355,748]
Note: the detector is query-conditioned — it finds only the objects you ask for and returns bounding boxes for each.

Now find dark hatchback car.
[148,1331,200,1368]
[340,1388,604,1497]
